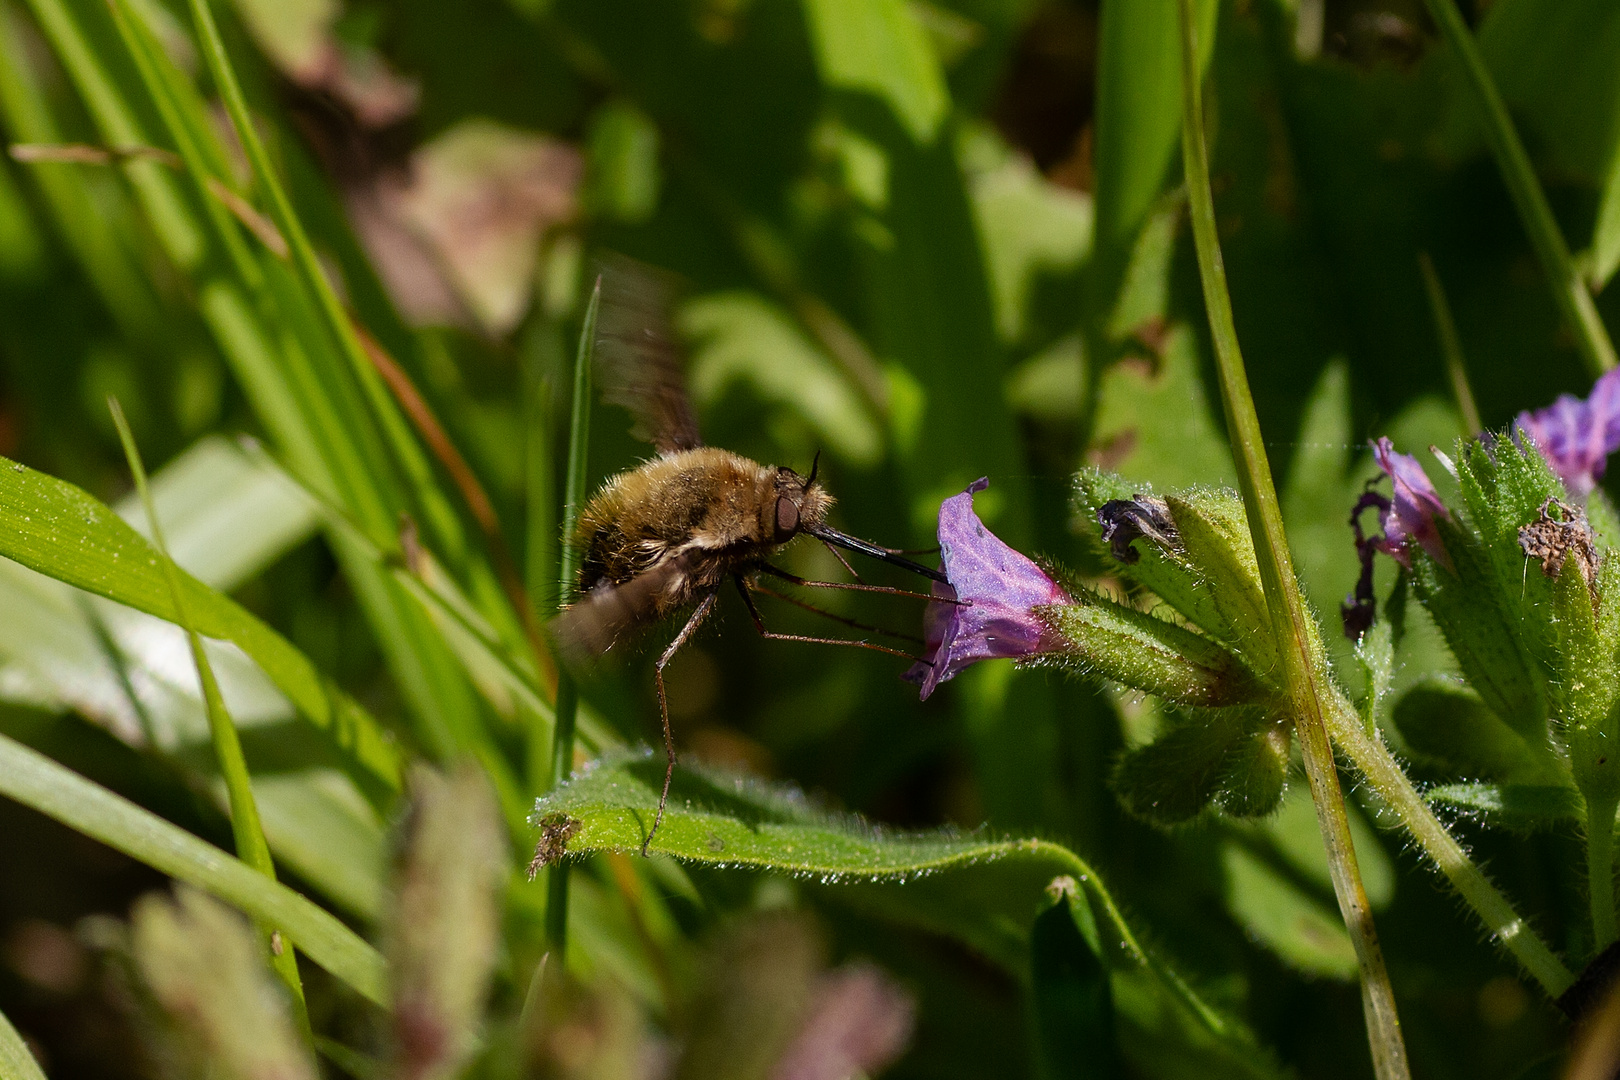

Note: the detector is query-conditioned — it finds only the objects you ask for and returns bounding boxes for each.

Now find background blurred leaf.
[0,451,401,794]
[1030,880,1120,1080]
[803,0,948,147]
[0,730,386,1003]
[132,886,317,1080]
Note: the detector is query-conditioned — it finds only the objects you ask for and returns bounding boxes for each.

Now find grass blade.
[0,730,386,1004]
[108,398,310,1035]
[1418,0,1617,377]
[0,1007,45,1080]
[1417,252,1483,436]
[0,452,402,797]
[1174,2,1409,1074]
[546,275,599,955]
[183,0,467,569]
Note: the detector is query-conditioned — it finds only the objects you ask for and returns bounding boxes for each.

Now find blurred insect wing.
[594,254,703,454]
[549,553,695,668]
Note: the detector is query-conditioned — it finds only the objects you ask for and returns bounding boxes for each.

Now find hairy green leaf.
[532,750,1279,1078]
[1425,782,1583,830]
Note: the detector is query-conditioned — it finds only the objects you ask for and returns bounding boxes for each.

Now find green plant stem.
[0,731,386,1004]
[546,278,600,956]
[1589,792,1619,950]
[1417,252,1483,436]
[1174,2,1410,1075]
[1326,695,1575,995]
[107,400,311,1039]
[1418,0,1617,378]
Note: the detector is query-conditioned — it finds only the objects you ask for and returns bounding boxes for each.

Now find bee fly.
[550,260,946,853]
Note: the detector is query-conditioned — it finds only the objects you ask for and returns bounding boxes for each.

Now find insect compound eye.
[774,495,800,541]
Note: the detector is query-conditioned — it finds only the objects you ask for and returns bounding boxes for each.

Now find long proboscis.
[806,525,948,584]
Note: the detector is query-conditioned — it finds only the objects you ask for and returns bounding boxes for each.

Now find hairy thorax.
[574,447,830,595]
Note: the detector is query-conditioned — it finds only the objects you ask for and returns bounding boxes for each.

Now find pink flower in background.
[1515,368,1620,498]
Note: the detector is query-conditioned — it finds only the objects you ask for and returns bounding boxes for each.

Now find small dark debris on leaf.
[1096,495,1177,564]
[706,832,725,852]
[526,813,582,878]
[1518,497,1598,589]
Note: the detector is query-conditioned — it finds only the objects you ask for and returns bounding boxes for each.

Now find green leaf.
[0,1006,45,1080]
[1112,709,1289,824]
[962,124,1093,344]
[532,750,1278,1076]
[0,453,402,795]
[1091,323,1236,489]
[1091,0,1215,298]
[110,398,308,1024]
[1392,678,1560,784]
[586,98,661,224]
[803,0,948,145]
[1031,880,1120,1080]
[1474,0,1620,187]
[1425,782,1583,831]
[1221,840,1357,982]
[0,731,386,1004]
[681,291,882,467]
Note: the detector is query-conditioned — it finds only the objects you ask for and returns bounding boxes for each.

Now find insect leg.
[733,576,924,662]
[646,588,719,856]
[817,539,865,583]
[745,579,923,643]
[757,562,963,604]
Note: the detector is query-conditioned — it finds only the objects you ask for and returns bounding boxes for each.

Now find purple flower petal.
[1515,368,1620,497]
[905,478,1070,700]
[1371,437,1450,568]
[1341,440,1452,637]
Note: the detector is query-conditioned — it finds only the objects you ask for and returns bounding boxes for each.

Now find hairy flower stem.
[1589,793,1619,951]
[1326,694,1576,996]
[1175,2,1410,1074]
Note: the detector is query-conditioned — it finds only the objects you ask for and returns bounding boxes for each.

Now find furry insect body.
[544,257,943,858]
[557,448,833,661]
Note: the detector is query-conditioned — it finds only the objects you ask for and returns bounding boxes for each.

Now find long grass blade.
[1417,252,1483,436]
[0,1006,45,1080]
[183,0,467,568]
[1174,2,1410,1075]
[0,730,386,1004]
[1418,0,1617,377]
[546,276,600,955]
[107,398,311,1037]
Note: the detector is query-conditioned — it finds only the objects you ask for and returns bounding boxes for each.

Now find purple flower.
[1515,368,1620,498]
[905,479,1070,700]
[1372,438,1450,567]
[1342,439,1451,637]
